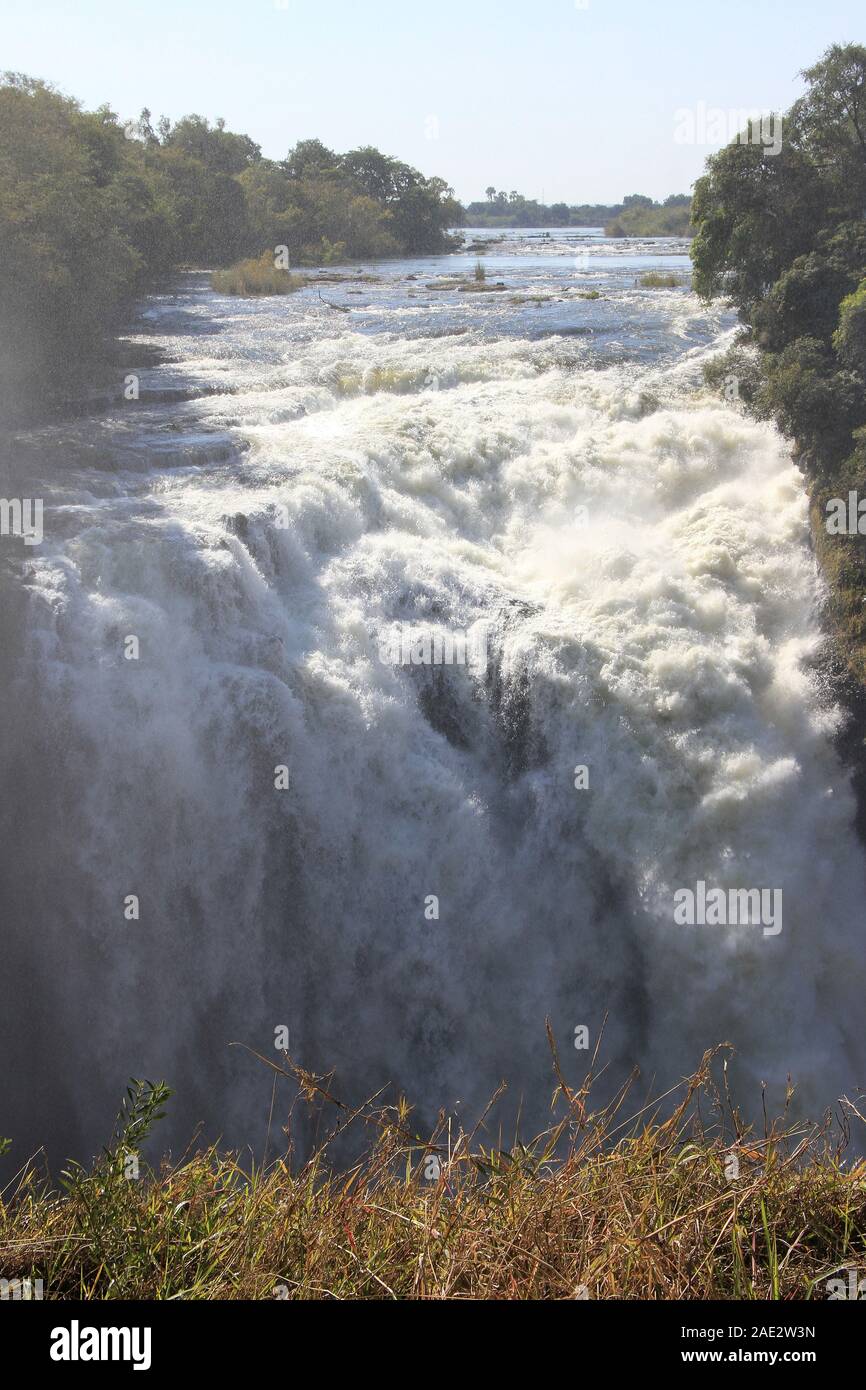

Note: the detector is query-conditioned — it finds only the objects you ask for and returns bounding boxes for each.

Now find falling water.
[2,234,864,1166]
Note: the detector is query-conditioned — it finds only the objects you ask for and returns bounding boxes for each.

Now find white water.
[2,243,865,1161]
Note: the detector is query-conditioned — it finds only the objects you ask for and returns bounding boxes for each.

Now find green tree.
[163,114,261,174]
[0,73,465,410]
[0,75,143,403]
[282,138,340,181]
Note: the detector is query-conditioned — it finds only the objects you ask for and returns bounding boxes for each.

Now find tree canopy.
[692,43,866,457]
[0,74,460,409]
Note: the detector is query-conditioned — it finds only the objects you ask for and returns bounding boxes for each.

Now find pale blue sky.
[2,0,862,203]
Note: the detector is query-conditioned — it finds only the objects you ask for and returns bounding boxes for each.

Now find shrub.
[703,342,765,408]
[211,253,306,296]
[637,271,685,288]
[833,278,866,378]
[752,253,863,351]
[756,336,866,456]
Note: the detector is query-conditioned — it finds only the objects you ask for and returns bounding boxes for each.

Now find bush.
[752,253,864,351]
[756,336,866,456]
[703,342,765,408]
[211,253,306,296]
[637,271,685,288]
[833,278,866,378]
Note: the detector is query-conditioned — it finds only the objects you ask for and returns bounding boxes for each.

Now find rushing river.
[2,230,865,1164]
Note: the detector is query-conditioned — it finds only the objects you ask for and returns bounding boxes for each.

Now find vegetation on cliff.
[692,44,866,691]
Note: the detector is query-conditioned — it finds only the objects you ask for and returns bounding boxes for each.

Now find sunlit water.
[2,232,864,1164]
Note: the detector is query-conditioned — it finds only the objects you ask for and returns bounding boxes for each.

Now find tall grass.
[1,1040,864,1300]
[211,253,307,297]
[637,270,685,289]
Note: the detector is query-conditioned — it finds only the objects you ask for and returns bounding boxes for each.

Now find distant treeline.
[462,189,693,235]
[0,73,461,408]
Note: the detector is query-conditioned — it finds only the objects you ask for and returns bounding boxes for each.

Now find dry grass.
[1,1039,864,1300]
[211,254,307,297]
[637,271,686,289]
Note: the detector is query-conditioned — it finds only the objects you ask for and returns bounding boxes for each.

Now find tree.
[131,107,158,145]
[690,38,866,668]
[789,44,866,200]
[692,45,866,315]
[0,71,464,412]
[162,114,260,175]
[0,76,143,404]
[691,140,828,311]
[282,138,340,180]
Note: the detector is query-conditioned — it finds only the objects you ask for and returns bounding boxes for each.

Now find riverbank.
[0,74,461,425]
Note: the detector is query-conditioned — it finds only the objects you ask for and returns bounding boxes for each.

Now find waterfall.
[2,263,863,1166]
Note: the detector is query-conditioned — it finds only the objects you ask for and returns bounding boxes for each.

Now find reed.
[211,254,307,297]
[1,1041,863,1300]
